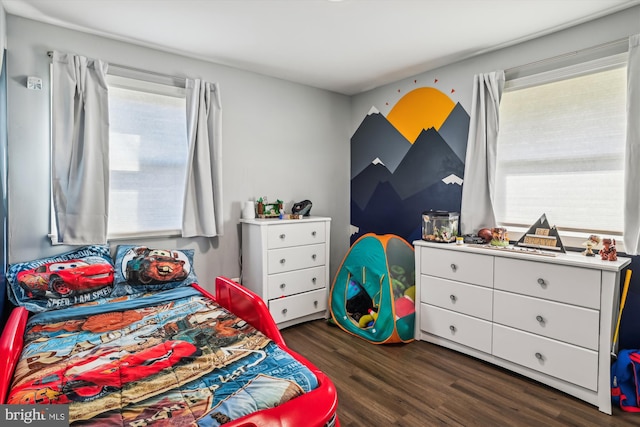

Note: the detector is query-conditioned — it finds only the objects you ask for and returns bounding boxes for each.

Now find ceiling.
[2,0,639,95]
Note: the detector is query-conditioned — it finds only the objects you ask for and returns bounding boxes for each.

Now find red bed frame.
[0,276,340,427]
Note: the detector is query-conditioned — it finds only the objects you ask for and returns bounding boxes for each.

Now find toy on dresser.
[600,238,617,261]
[582,234,600,257]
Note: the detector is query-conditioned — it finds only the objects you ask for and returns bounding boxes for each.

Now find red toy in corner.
[600,238,618,261]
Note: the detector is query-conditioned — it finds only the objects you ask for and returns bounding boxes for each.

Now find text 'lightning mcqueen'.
[17,258,114,298]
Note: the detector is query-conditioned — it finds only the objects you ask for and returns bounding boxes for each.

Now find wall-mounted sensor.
[27,76,42,90]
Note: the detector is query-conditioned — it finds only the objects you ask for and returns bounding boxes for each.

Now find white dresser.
[241,216,331,329]
[414,240,631,414]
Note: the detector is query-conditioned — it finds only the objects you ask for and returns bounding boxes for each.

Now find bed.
[0,244,339,426]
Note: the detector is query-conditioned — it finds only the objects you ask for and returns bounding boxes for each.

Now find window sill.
[503,226,626,255]
[48,229,183,245]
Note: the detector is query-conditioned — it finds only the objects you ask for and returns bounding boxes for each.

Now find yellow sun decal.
[387,87,455,143]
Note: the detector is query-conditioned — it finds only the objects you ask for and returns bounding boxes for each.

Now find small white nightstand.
[240,216,331,329]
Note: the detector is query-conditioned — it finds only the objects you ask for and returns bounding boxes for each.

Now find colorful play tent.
[329,233,415,344]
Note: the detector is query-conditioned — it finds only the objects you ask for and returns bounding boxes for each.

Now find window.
[106,75,188,238]
[494,54,627,240]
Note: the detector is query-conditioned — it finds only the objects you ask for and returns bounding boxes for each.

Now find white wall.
[7,6,638,294]
[351,6,640,136]
[5,15,351,292]
[348,5,639,250]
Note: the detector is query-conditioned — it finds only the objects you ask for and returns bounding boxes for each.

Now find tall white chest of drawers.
[241,216,331,329]
[414,240,631,414]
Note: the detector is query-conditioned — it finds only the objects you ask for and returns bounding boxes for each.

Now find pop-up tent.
[329,233,415,344]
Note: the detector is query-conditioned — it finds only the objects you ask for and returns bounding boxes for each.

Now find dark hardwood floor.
[281,320,640,427]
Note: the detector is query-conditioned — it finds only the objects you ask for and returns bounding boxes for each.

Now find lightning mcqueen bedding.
[0,245,338,427]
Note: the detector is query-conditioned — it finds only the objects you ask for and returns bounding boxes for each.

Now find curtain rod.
[47,51,187,86]
[504,37,629,76]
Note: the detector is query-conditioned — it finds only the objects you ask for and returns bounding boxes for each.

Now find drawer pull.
[279,233,286,239]
[449,325,456,333]
[280,258,286,264]
[314,300,318,307]
[535,352,544,361]
[312,254,317,260]
[537,278,546,287]
[312,231,317,237]
[450,263,457,272]
[280,283,286,289]
[282,308,288,315]
[312,277,317,283]
[536,315,544,323]
[449,294,457,302]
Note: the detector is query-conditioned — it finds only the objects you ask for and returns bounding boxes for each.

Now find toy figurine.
[490,227,509,247]
[600,238,617,261]
[582,234,600,257]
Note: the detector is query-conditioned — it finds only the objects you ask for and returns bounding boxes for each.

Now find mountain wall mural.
[351,86,470,245]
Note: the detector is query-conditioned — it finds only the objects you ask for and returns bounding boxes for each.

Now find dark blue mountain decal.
[351,102,469,245]
[439,102,471,164]
[351,108,411,179]
[389,127,464,200]
[351,163,392,211]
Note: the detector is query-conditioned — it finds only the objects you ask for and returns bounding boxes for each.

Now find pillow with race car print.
[111,245,198,296]
[6,244,115,313]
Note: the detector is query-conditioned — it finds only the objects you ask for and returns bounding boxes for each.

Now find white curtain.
[51,51,109,244]
[624,34,640,255]
[460,71,505,235]
[183,79,223,237]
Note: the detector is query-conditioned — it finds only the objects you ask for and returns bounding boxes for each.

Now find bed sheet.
[6,286,318,426]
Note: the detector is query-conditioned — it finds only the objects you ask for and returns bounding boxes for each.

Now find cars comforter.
[5,286,319,426]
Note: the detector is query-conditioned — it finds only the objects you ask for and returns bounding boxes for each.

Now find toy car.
[125,247,188,284]
[17,258,114,298]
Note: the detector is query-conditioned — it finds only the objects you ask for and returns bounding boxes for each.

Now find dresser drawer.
[420,303,492,353]
[420,275,493,320]
[493,324,598,391]
[267,266,326,298]
[420,247,493,287]
[267,243,326,274]
[493,290,599,350]
[269,288,327,324]
[494,258,601,309]
[267,222,326,249]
